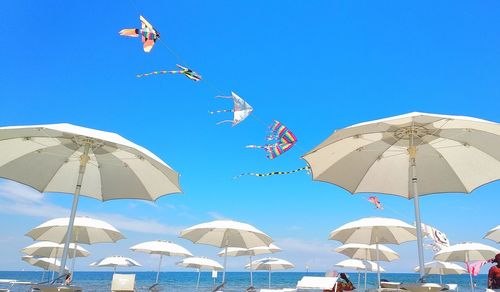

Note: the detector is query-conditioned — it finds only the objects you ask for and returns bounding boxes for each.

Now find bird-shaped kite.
[120,15,160,53]
[246,120,297,159]
[209,92,253,126]
[136,64,202,81]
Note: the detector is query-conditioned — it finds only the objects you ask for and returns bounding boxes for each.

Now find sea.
[0,271,488,292]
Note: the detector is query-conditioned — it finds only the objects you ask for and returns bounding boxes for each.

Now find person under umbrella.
[488,253,500,290]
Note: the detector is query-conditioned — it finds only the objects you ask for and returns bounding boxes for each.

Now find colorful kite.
[234,166,310,179]
[136,64,202,81]
[119,15,160,53]
[246,120,297,159]
[209,92,253,126]
[368,196,383,209]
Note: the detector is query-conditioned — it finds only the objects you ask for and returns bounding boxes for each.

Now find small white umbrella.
[218,243,281,287]
[90,256,141,273]
[414,261,467,284]
[0,123,182,274]
[245,257,294,288]
[484,225,500,243]
[22,241,90,258]
[177,257,224,289]
[434,242,500,290]
[22,256,69,273]
[336,259,385,288]
[180,220,273,284]
[130,240,192,284]
[329,217,416,288]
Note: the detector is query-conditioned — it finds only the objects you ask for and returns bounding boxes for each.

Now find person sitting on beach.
[488,253,500,290]
[64,273,72,285]
[324,273,355,292]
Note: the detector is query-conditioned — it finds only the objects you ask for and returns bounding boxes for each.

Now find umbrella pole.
[196,269,201,290]
[249,255,253,287]
[466,253,474,291]
[156,254,163,284]
[439,274,442,284]
[222,243,228,284]
[365,249,368,290]
[364,268,367,290]
[70,231,80,275]
[409,141,426,282]
[59,143,91,276]
[376,242,381,289]
[268,271,271,289]
[357,271,360,289]
[41,270,45,282]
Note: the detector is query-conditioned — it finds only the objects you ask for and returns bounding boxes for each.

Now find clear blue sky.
[0,1,499,273]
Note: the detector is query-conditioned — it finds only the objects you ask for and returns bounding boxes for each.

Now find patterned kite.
[209,92,253,126]
[246,120,297,159]
[119,15,160,53]
[368,196,383,209]
[136,64,202,81]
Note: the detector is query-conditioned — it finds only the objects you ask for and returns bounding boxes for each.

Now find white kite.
[210,92,253,126]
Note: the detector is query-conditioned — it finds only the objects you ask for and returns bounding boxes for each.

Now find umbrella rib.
[40,145,83,192]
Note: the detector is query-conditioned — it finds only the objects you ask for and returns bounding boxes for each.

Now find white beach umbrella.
[180,220,273,283]
[303,112,500,280]
[414,261,467,284]
[22,256,69,273]
[336,258,385,288]
[218,243,281,287]
[22,241,90,258]
[434,242,499,289]
[0,123,181,274]
[177,257,224,289]
[90,256,141,273]
[130,240,192,284]
[329,217,416,287]
[245,257,294,288]
[484,225,500,243]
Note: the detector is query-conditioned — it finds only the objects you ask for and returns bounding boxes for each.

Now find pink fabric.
[467,261,488,276]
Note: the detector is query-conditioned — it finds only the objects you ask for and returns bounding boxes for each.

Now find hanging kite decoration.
[246,120,298,159]
[136,64,202,81]
[119,15,160,53]
[368,196,383,209]
[209,92,253,126]
[420,223,450,252]
[234,166,310,179]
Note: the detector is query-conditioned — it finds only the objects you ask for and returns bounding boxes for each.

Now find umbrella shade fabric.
[90,256,141,268]
[0,123,181,200]
[130,240,192,257]
[177,257,224,270]
[335,243,399,262]
[26,217,124,244]
[303,112,500,197]
[329,217,416,245]
[245,258,294,271]
[433,242,500,262]
[484,225,500,243]
[180,220,273,249]
[414,261,467,275]
[218,244,281,257]
[22,256,69,273]
[21,241,90,258]
[335,259,385,272]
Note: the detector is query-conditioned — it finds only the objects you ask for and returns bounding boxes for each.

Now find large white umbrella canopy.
[26,217,124,244]
[245,257,294,289]
[22,256,69,273]
[434,242,500,289]
[330,217,415,287]
[22,241,90,258]
[303,112,500,279]
[180,220,273,283]
[335,243,399,262]
[90,256,141,273]
[0,123,181,274]
[177,257,224,289]
[130,240,192,284]
[484,225,500,243]
[414,261,467,283]
[218,243,281,287]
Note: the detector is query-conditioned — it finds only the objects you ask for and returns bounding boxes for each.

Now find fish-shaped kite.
[209,92,253,126]
[368,196,383,209]
[120,15,160,53]
[246,120,297,159]
[136,64,202,81]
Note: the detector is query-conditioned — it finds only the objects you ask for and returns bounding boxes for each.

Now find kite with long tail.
[235,166,311,179]
[119,15,160,53]
[246,120,297,159]
[209,92,253,126]
[136,64,202,81]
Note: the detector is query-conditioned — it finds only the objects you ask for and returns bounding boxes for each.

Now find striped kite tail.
[234,166,311,179]
[136,70,177,78]
[209,109,234,115]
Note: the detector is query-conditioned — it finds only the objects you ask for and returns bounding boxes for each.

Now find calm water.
[0,271,488,292]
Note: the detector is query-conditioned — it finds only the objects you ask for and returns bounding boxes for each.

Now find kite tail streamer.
[234,166,311,179]
[136,70,180,78]
[245,145,267,149]
[209,109,234,114]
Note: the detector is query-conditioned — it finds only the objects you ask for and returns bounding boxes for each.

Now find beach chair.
[296,276,338,291]
[443,284,457,291]
[111,274,136,292]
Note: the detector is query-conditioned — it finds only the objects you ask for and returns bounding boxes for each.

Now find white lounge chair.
[111,274,136,292]
[296,276,338,291]
[443,284,457,291]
